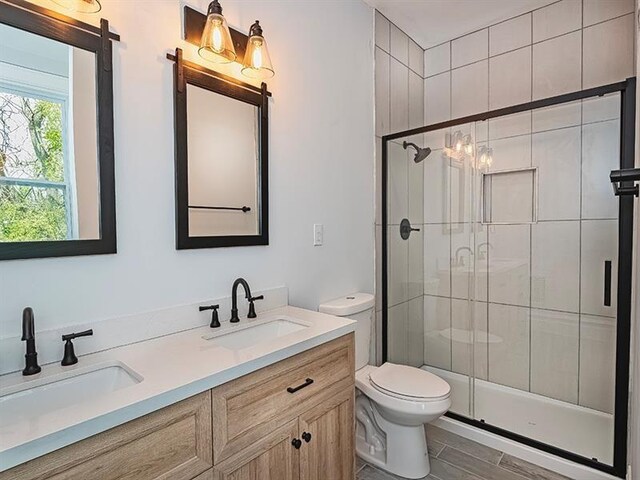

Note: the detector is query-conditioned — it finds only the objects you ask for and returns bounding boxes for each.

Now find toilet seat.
[369,363,450,402]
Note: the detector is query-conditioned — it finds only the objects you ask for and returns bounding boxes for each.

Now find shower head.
[402,141,432,163]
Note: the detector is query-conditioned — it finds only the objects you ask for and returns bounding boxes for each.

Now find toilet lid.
[370,363,450,400]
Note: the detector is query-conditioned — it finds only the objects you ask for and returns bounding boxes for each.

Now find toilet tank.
[318,293,375,369]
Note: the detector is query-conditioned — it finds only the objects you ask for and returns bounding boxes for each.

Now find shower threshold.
[423,366,614,466]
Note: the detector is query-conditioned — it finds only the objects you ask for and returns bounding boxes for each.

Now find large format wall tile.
[583,93,620,125]
[390,57,409,133]
[387,301,408,364]
[533,0,582,43]
[425,72,451,124]
[531,221,580,313]
[407,229,424,300]
[424,149,450,223]
[533,31,581,100]
[583,0,634,26]
[581,219,618,317]
[387,140,408,225]
[387,225,408,307]
[390,23,409,65]
[375,48,390,137]
[409,71,424,129]
[582,120,620,219]
[533,100,581,133]
[452,29,488,68]
[375,11,390,52]
[452,60,488,118]
[424,294,452,370]
[530,309,579,403]
[488,134,531,171]
[407,142,424,224]
[425,42,450,77]
[407,296,425,367]
[451,298,488,379]
[488,303,530,391]
[409,39,424,76]
[424,224,451,297]
[579,314,616,413]
[490,13,531,56]
[489,47,532,110]
[488,224,530,307]
[489,111,531,141]
[583,14,634,89]
[532,126,581,221]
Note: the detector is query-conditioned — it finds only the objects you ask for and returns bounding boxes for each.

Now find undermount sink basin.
[0,362,142,429]
[202,316,310,350]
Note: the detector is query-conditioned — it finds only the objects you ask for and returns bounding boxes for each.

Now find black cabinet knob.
[292,438,302,449]
[302,432,312,443]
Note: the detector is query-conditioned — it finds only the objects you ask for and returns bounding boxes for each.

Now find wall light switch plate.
[313,224,323,246]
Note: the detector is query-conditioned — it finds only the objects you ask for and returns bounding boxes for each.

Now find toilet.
[319,293,451,479]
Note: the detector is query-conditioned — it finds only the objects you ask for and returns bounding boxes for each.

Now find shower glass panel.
[383,83,633,476]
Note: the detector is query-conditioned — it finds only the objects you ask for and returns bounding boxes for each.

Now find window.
[0,86,75,241]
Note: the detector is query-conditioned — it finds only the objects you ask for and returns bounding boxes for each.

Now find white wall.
[0,0,375,338]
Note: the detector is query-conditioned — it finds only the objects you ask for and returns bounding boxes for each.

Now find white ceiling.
[364,0,557,49]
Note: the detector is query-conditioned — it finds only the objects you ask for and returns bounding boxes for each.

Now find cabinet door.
[299,387,354,480]
[2,392,213,480]
[212,420,299,480]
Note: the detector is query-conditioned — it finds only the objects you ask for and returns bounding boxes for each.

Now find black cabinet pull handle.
[302,432,312,443]
[287,378,314,394]
[292,438,302,449]
[604,260,612,307]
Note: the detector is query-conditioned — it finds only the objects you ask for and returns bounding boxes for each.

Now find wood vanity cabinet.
[1,333,355,480]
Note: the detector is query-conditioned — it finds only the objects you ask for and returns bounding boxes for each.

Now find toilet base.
[355,395,431,479]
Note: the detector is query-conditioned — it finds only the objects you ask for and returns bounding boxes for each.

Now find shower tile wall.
[375,11,425,367]
[420,0,634,414]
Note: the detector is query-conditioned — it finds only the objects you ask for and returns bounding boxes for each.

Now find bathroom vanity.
[0,308,356,480]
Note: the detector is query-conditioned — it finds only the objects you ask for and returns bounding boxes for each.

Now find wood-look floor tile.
[356,456,366,473]
[438,447,527,480]
[427,438,446,457]
[429,456,485,480]
[499,454,571,480]
[357,465,401,480]
[426,425,504,464]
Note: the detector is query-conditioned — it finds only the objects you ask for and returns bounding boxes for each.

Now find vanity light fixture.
[52,0,101,13]
[241,21,275,79]
[199,0,237,64]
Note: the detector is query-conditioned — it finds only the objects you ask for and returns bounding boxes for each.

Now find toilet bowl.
[319,294,451,479]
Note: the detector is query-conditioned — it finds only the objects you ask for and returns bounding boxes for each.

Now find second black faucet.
[230,278,263,323]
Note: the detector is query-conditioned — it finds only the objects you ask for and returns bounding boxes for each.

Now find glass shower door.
[470,93,622,466]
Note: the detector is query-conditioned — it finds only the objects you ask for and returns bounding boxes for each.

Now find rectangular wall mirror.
[0,0,118,260]
[170,48,269,249]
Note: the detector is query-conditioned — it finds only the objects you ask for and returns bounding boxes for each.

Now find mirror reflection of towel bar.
[188,205,251,213]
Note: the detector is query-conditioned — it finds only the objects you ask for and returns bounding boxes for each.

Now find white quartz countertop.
[0,306,355,471]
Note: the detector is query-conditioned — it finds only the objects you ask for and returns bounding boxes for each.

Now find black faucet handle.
[61,329,93,366]
[61,329,93,342]
[200,304,221,328]
[247,295,264,318]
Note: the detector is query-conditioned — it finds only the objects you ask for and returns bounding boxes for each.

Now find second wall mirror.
[169,48,269,249]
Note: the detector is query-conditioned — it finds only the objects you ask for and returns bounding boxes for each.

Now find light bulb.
[211,21,224,53]
[251,38,263,69]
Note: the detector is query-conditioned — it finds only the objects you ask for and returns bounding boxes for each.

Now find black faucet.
[230,278,264,323]
[61,329,93,366]
[21,307,41,376]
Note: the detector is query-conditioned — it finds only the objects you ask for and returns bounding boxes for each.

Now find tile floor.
[356,425,571,480]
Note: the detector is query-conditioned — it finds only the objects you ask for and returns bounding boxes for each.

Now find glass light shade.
[199,12,237,64]
[242,25,274,79]
[52,0,101,13]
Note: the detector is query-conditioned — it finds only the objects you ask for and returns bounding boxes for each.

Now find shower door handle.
[604,261,612,307]
[400,219,420,240]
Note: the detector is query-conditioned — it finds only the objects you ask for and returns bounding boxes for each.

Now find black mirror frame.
[168,48,270,249]
[0,0,119,261]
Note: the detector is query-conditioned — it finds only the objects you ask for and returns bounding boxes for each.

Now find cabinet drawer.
[2,391,213,480]
[212,333,354,463]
